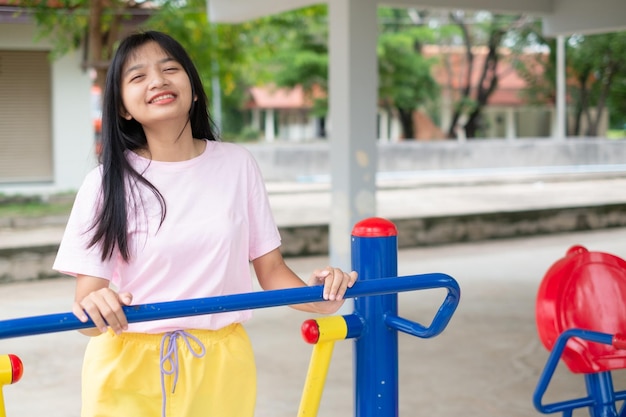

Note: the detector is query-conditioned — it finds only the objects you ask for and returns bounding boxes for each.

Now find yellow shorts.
[81,323,256,417]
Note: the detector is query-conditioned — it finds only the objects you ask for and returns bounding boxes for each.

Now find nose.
[148,71,167,89]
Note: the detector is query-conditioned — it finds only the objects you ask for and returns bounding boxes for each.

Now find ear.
[193,95,198,102]
[120,108,132,120]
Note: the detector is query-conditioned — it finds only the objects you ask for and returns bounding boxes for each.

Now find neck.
[137,120,206,162]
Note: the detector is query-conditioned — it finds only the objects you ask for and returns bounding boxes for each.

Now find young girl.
[53,30,357,417]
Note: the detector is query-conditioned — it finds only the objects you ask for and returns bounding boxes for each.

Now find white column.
[390,114,401,142]
[251,108,261,131]
[378,109,389,142]
[555,35,566,140]
[264,109,275,142]
[440,88,452,135]
[328,0,378,270]
[505,107,516,140]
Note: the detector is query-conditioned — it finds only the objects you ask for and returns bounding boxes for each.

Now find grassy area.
[0,195,74,218]
[608,130,626,139]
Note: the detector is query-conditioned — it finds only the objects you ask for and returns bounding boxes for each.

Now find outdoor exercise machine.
[0,217,460,416]
[534,245,626,417]
[296,217,460,416]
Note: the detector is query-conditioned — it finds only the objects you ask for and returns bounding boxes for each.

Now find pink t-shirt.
[53,141,281,333]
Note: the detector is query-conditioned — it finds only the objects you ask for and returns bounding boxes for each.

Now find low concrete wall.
[279,203,626,256]
[6,203,626,283]
[0,245,60,283]
[246,138,626,181]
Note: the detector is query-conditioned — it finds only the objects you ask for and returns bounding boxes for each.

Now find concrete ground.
[3,227,626,416]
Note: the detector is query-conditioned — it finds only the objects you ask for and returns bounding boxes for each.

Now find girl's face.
[120,41,193,128]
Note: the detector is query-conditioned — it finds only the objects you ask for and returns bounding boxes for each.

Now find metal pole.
[351,217,399,417]
[205,0,222,133]
[0,275,457,340]
[556,35,566,140]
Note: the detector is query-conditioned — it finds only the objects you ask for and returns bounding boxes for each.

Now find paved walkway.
[3,227,626,416]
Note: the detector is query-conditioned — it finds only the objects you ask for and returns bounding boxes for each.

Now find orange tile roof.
[246,85,308,109]
[424,45,548,106]
[245,84,327,110]
[246,47,551,109]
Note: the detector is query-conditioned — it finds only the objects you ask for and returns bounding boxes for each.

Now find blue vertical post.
[351,217,399,417]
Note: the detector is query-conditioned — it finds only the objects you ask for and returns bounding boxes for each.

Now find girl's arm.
[252,248,357,315]
[73,274,133,337]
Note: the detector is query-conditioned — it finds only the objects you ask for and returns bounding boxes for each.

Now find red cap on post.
[9,354,23,384]
[352,217,397,238]
[301,319,320,344]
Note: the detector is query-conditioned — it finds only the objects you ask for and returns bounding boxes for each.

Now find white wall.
[51,51,97,193]
[0,22,95,195]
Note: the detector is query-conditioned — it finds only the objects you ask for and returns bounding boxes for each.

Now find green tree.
[377,8,440,139]
[244,5,329,117]
[608,73,626,130]
[12,0,149,89]
[378,29,439,139]
[245,5,441,139]
[513,28,626,136]
[445,11,534,139]
[568,32,626,136]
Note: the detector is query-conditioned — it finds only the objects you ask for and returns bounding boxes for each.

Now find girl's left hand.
[308,267,358,314]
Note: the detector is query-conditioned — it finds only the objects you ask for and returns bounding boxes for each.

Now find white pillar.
[328,0,378,270]
[555,35,566,140]
[251,108,261,131]
[440,88,452,135]
[505,107,516,140]
[390,114,401,142]
[264,109,275,142]
[378,109,389,142]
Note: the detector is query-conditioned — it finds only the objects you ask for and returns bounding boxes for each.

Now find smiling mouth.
[149,94,175,104]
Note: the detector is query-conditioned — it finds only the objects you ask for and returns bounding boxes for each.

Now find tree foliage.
[241,5,329,116]
[377,27,439,138]
[243,6,441,138]
[568,32,626,135]
[513,26,626,136]
[12,0,147,88]
[443,12,534,139]
[13,0,625,140]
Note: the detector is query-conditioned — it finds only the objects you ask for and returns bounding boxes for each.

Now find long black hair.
[89,30,218,262]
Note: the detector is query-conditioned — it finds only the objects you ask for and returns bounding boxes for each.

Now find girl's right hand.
[73,276,133,336]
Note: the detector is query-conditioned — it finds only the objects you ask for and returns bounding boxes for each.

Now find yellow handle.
[297,341,335,417]
[0,354,24,417]
[0,355,12,387]
[297,316,348,417]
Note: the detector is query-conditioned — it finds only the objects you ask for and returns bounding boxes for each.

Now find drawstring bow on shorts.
[159,330,206,417]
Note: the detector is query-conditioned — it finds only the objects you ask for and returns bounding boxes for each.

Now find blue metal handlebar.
[533,328,626,415]
[0,273,460,340]
[384,273,459,339]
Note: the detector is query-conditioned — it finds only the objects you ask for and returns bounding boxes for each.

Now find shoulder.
[79,165,104,191]
[68,165,104,213]
[207,140,254,159]
[205,141,259,169]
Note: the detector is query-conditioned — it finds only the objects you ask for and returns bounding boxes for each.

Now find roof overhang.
[208,0,626,35]
[208,0,320,23]
[542,0,626,36]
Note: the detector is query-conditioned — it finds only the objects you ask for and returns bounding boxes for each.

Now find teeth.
[150,94,175,103]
